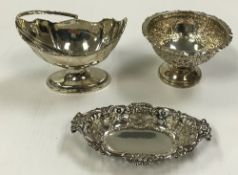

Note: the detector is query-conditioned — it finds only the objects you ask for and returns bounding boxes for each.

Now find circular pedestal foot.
[47,67,111,93]
[159,63,201,88]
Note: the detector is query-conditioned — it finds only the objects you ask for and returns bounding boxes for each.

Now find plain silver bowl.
[16,10,127,93]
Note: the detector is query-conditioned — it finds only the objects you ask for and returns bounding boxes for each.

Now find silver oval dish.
[71,103,211,164]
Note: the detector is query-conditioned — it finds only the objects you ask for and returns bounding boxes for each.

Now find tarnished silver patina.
[16,10,127,93]
[71,103,211,164]
[143,10,232,88]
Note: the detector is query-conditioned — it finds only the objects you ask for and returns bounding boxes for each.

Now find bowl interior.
[18,18,125,56]
[145,11,232,56]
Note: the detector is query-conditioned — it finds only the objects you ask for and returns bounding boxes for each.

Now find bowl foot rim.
[159,63,201,88]
[46,67,111,93]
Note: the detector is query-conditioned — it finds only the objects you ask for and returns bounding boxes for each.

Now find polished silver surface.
[143,10,232,88]
[103,130,175,155]
[71,103,211,164]
[16,10,127,93]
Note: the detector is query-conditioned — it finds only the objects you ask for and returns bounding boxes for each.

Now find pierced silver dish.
[15,10,127,93]
[71,103,211,164]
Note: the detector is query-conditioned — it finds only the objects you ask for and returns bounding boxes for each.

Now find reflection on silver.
[71,103,211,164]
[16,10,127,93]
[103,130,174,155]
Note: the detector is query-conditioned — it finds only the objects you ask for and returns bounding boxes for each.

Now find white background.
[0,0,238,175]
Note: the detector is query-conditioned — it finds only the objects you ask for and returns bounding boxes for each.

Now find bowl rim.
[142,10,233,58]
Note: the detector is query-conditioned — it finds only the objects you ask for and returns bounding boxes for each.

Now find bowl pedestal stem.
[159,63,201,88]
[46,67,111,93]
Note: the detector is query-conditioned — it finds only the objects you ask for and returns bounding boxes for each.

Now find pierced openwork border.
[71,103,211,165]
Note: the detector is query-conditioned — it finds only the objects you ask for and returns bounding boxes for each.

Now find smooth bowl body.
[16,10,127,93]
[16,11,127,68]
[143,10,232,88]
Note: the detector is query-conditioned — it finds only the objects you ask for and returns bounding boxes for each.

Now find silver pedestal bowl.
[16,10,127,93]
[143,11,232,88]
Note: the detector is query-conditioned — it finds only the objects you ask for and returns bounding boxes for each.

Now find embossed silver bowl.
[143,11,232,88]
[71,103,211,164]
[16,10,127,93]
